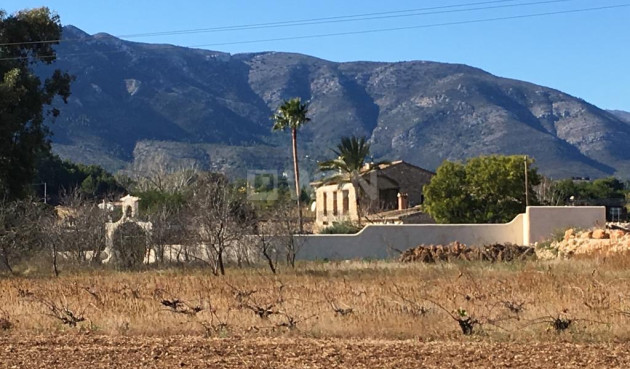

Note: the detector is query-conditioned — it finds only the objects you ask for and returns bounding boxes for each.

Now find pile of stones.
[545,228,630,258]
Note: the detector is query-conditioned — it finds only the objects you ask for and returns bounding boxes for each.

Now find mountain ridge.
[47,25,630,179]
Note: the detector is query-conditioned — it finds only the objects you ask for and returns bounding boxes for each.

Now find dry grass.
[3,257,630,342]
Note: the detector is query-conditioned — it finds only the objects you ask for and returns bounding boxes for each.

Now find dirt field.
[1,334,629,368]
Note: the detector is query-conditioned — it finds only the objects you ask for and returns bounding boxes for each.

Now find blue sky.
[5,0,630,111]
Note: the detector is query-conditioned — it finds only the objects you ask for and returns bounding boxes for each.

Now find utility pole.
[524,156,529,207]
[32,182,47,204]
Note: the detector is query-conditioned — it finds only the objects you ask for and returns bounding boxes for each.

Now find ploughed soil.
[1,334,629,369]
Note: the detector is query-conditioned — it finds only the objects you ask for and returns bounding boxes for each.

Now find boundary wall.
[295,206,605,260]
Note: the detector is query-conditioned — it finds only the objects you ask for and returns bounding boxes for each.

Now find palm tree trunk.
[291,128,304,233]
[353,180,363,227]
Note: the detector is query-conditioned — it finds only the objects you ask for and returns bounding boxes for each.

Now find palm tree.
[272,97,311,233]
[318,136,378,225]
[318,136,372,174]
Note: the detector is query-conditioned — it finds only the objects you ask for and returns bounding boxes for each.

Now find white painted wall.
[297,214,524,260]
[295,206,606,260]
[97,206,606,264]
[524,206,605,245]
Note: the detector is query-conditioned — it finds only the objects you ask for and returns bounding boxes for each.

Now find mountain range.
[45,25,630,179]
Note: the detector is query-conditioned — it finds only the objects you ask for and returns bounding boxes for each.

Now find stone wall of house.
[314,182,359,229]
[378,162,434,207]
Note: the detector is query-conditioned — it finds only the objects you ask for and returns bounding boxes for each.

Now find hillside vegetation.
[49,26,630,179]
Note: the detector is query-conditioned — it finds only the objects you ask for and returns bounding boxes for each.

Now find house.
[311,160,434,230]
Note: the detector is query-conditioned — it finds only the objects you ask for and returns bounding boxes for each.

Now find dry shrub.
[400,242,535,263]
[0,309,12,331]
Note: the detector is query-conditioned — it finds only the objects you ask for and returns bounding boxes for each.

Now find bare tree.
[38,208,62,276]
[189,174,255,275]
[535,176,565,206]
[251,195,304,272]
[253,213,283,274]
[128,159,199,194]
[275,201,302,269]
[147,202,188,264]
[56,189,109,264]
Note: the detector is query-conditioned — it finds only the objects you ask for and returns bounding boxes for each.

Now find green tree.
[318,136,376,225]
[272,97,310,233]
[34,154,126,203]
[133,189,187,216]
[424,155,541,223]
[0,8,73,199]
[422,161,470,223]
[549,177,626,206]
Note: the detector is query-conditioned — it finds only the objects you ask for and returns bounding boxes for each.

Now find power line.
[117,0,567,38]
[188,4,630,47]
[0,0,574,47]
[0,3,627,62]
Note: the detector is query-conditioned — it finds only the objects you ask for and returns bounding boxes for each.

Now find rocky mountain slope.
[609,110,630,125]
[47,26,630,179]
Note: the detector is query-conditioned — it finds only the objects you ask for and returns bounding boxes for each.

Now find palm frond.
[318,159,350,173]
[319,136,371,174]
[271,97,310,131]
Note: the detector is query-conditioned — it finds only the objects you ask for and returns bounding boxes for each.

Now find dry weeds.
[3,257,630,342]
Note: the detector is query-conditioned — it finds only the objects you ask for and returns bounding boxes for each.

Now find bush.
[320,221,362,234]
[112,222,149,269]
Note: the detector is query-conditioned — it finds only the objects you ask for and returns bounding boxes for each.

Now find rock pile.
[400,242,535,263]
[547,227,630,258]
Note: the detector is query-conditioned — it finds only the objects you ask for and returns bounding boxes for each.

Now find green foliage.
[551,177,626,204]
[318,136,372,173]
[271,97,310,132]
[133,189,187,216]
[320,221,362,234]
[0,8,73,199]
[0,199,52,272]
[35,154,125,203]
[252,173,278,193]
[424,155,541,223]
